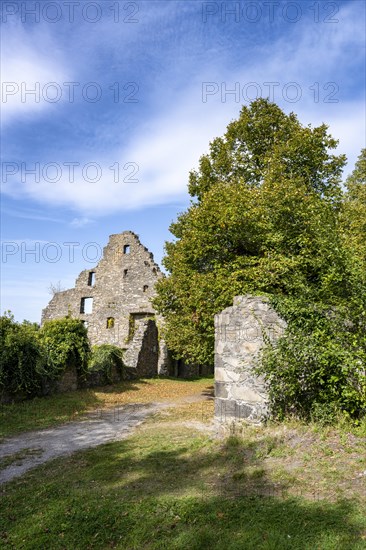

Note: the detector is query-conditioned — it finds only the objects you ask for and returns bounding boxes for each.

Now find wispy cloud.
[70,217,94,228]
[1,1,364,214]
[1,206,65,224]
[1,20,72,125]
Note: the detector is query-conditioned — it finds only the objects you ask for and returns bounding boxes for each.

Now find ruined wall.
[42,231,170,376]
[123,316,159,377]
[42,365,78,395]
[214,295,286,424]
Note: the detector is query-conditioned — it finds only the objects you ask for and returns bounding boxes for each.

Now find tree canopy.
[341,148,366,262]
[188,98,345,202]
[154,100,363,368]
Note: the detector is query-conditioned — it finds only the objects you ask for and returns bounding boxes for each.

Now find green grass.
[0,377,214,438]
[1,379,365,548]
[1,421,365,549]
[0,447,43,471]
[0,391,100,439]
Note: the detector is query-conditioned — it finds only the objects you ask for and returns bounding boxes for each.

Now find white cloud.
[70,217,94,228]
[296,101,366,177]
[1,2,364,213]
[0,21,71,125]
[1,92,238,213]
[3,90,363,215]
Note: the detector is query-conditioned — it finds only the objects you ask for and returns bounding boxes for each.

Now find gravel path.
[0,403,165,484]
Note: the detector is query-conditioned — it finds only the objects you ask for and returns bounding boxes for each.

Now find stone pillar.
[157,338,170,375]
[214,295,286,424]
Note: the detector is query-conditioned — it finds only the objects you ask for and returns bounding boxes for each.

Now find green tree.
[155,99,347,365]
[256,297,366,422]
[189,98,345,202]
[341,148,366,260]
[339,148,366,331]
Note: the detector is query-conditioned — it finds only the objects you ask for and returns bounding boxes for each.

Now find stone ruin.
[42,231,170,378]
[214,295,287,424]
[42,235,283,406]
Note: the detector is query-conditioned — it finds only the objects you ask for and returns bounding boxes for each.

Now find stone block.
[215,367,240,383]
[215,382,229,398]
[230,385,265,403]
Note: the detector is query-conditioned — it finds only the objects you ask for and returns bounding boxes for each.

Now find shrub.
[257,297,366,422]
[38,318,90,381]
[310,402,340,426]
[0,313,42,396]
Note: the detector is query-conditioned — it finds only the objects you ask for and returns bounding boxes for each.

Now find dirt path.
[0,402,167,484]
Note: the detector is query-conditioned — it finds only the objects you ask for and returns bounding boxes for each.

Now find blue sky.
[1,0,365,322]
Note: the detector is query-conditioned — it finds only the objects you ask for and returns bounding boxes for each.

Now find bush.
[310,402,340,426]
[38,318,90,381]
[89,344,124,383]
[0,314,91,400]
[0,313,42,396]
[257,297,366,423]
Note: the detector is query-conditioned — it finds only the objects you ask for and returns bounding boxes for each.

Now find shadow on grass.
[1,430,364,549]
[202,385,215,399]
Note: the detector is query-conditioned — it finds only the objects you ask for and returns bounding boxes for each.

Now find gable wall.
[42,231,169,374]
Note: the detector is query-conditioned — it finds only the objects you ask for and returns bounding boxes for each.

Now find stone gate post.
[214,295,286,423]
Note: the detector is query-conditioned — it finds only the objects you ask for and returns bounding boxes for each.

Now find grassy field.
[0,377,213,438]
[1,379,366,549]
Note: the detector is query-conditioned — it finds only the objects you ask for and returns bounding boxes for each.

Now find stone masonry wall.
[123,316,159,377]
[42,231,169,376]
[214,295,287,424]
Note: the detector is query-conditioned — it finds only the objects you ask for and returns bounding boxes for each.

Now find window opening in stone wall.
[106,317,115,329]
[88,271,95,286]
[143,285,148,292]
[123,245,130,254]
[80,297,93,314]
[124,269,128,277]
[152,268,157,275]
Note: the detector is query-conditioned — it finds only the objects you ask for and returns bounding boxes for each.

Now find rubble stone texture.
[214,295,287,423]
[42,231,169,377]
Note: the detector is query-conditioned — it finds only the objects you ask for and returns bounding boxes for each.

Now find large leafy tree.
[341,148,366,261]
[154,99,349,365]
[188,98,344,201]
[339,148,366,325]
